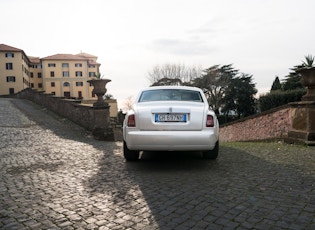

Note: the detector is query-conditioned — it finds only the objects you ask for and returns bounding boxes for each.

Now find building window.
[6,76,16,82]
[63,71,69,77]
[51,92,56,95]
[31,83,34,88]
[89,65,95,68]
[6,63,13,70]
[9,88,15,94]
[62,63,69,67]
[63,82,70,86]
[50,71,54,77]
[38,83,43,88]
[30,72,34,78]
[48,63,56,67]
[76,82,83,86]
[38,73,42,78]
[5,53,14,58]
[89,72,95,77]
[51,82,55,87]
[75,63,82,67]
[36,64,42,69]
[75,71,82,77]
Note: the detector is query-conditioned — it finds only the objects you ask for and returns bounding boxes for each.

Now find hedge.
[259,89,306,112]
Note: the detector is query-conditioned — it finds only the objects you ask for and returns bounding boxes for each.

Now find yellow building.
[28,56,44,91]
[0,44,30,95]
[0,44,118,117]
[1,44,100,100]
[41,53,100,99]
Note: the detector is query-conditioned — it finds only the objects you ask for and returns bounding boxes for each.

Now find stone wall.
[17,89,94,131]
[220,105,292,142]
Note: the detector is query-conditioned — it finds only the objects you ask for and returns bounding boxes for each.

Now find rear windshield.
[139,89,203,102]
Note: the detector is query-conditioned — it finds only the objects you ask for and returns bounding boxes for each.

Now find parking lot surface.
[0,98,315,230]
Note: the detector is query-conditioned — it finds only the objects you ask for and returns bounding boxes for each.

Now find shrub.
[259,89,306,112]
[217,115,239,125]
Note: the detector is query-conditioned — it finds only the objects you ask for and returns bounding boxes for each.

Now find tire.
[203,141,219,159]
[123,141,140,161]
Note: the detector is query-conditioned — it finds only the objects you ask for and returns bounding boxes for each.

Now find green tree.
[222,74,257,118]
[271,76,282,91]
[192,64,237,114]
[281,55,314,91]
[151,77,182,86]
[104,94,113,99]
[301,54,314,67]
[258,55,313,111]
[282,69,304,91]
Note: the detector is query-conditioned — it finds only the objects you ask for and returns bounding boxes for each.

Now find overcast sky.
[2,0,315,109]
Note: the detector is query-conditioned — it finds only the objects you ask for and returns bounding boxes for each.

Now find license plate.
[155,114,187,122]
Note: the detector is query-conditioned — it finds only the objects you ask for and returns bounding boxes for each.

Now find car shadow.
[132,150,217,172]
[87,143,315,229]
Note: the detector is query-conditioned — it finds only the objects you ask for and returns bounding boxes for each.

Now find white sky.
[2,0,315,110]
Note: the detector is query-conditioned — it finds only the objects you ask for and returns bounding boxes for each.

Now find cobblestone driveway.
[0,98,315,229]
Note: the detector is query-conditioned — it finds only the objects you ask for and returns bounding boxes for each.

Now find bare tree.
[122,96,134,112]
[147,63,202,86]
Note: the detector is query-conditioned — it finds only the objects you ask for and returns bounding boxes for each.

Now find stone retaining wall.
[17,89,94,131]
[220,105,292,142]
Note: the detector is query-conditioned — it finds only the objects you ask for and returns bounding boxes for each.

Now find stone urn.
[87,79,111,107]
[296,66,315,101]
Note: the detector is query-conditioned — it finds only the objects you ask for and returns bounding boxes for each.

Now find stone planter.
[296,66,315,101]
[87,78,114,141]
[87,79,111,107]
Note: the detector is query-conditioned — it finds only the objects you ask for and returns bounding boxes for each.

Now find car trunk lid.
[135,102,206,131]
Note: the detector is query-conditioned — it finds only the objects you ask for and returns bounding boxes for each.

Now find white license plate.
[155,114,187,122]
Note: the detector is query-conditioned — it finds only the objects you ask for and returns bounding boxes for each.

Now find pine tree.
[270,76,282,91]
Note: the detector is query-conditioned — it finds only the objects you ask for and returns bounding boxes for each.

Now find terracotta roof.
[88,60,101,65]
[0,44,31,63]
[0,44,23,52]
[76,52,97,58]
[41,54,88,60]
[1,44,101,65]
[28,56,41,63]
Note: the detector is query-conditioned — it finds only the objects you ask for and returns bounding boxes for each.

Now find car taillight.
[127,114,136,127]
[206,115,214,127]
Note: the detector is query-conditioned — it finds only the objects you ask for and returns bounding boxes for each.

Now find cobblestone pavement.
[0,98,315,230]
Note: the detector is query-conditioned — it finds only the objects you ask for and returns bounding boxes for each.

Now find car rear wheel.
[123,141,140,161]
[202,141,219,159]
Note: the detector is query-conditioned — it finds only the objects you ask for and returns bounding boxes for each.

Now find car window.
[139,89,203,102]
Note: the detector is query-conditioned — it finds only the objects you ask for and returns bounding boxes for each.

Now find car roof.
[140,85,202,92]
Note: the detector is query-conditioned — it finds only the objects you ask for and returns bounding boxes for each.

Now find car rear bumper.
[124,129,218,151]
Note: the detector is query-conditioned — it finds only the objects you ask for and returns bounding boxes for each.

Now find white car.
[123,86,219,161]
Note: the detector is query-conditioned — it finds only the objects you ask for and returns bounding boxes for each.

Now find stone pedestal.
[288,101,315,145]
[87,78,114,141]
[92,106,114,141]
